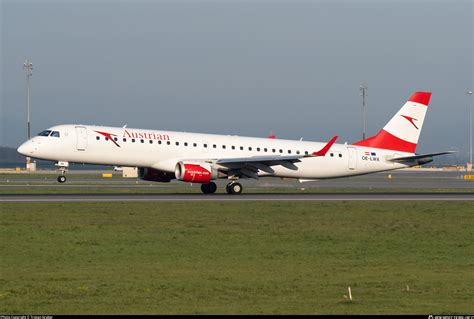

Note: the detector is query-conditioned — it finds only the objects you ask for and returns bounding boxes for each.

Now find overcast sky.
[1,0,472,163]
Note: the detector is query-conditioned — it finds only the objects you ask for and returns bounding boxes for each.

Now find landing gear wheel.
[201,182,217,194]
[226,182,243,195]
[55,162,69,184]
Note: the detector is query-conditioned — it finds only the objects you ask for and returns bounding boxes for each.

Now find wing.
[217,155,303,178]
[215,136,338,179]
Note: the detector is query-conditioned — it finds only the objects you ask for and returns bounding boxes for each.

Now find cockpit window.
[37,130,60,137]
[38,130,52,136]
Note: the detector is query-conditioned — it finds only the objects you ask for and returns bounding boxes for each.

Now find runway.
[1,192,473,202]
[2,170,473,190]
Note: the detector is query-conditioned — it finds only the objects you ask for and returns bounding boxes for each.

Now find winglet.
[310,136,338,157]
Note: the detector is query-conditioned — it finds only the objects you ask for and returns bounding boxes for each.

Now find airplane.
[17,91,453,194]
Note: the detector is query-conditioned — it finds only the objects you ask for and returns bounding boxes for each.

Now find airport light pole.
[23,60,33,171]
[468,90,473,172]
[359,83,368,140]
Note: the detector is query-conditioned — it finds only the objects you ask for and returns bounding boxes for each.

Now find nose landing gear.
[55,161,69,183]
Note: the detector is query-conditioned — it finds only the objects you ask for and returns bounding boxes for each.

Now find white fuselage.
[18,124,413,180]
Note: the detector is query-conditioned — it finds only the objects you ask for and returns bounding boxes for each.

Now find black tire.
[208,182,217,193]
[230,182,243,195]
[57,176,67,183]
[201,182,217,194]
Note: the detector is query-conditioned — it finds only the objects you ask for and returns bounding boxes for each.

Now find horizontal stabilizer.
[388,151,456,162]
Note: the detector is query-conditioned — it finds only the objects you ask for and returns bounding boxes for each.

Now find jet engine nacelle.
[175,161,218,184]
[138,167,174,183]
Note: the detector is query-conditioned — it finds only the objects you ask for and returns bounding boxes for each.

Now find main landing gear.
[226,181,243,195]
[199,181,243,194]
[200,182,217,194]
[55,161,69,183]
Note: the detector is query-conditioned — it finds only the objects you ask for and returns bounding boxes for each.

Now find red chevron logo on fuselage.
[94,130,121,147]
[400,115,419,129]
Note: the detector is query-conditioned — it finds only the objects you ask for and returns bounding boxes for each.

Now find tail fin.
[353,91,431,153]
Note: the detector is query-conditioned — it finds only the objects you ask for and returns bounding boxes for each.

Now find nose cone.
[17,141,34,156]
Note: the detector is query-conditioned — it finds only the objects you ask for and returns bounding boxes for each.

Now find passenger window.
[330,153,334,157]
[339,154,342,158]
[132,139,136,143]
[248,147,252,151]
[222,145,226,149]
[204,143,208,148]
[231,146,235,150]
[257,147,260,151]
[288,150,292,154]
[264,148,268,152]
[149,140,153,144]
[184,142,188,146]
[38,130,52,137]
[140,139,144,143]
[193,143,197,147]
[96,136,100,140]
[123,138,127,142]
[167,141,171,145]
[240,146,244,150]
[176,142,179,146]
[296,150,300,155]
[279,149,283,153]
[213,144,217,148]
[272,149,276,153]
[305,151,309,155]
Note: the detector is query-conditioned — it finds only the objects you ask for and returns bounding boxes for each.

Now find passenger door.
[75,126,88,151]
[348,146,357,170]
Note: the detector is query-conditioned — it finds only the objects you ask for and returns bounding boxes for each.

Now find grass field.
[1,201,473,314]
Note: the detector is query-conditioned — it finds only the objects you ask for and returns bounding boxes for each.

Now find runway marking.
[1,193,473,203]
[1,199,472,203]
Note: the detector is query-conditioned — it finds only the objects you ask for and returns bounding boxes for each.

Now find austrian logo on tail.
[94,131,121,147]
[400,115,419,129]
